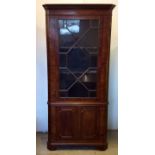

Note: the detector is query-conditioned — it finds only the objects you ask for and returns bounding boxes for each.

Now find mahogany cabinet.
[43,4,115,150]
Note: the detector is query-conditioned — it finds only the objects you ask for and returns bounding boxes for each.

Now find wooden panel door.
[52,106,101,141]
[80,106,100,139]
[55,106,79,140]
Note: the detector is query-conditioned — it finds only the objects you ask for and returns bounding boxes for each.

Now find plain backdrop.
[36,0,118,132]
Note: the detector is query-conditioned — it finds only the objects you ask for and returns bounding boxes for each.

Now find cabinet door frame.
[47,15,102,101]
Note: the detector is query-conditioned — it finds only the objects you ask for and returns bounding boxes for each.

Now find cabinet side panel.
[98,15,112,102]
[46,15,59,101]
[48,105,57,142]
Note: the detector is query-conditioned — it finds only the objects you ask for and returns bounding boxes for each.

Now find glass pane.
[59,20,80,47]
[89,91,96,97]
[90,20,99,27]
[58,19,99,98]
[68,82,88,97]
[60,69,76,89]
[60,54,66,67]
[80,69,97,90]
[76,29,99,47]
[68,48,90,75]
[90,54,97,67]
[60,47,69,53]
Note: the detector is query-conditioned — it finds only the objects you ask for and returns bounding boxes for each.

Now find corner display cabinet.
[43,4,115,150]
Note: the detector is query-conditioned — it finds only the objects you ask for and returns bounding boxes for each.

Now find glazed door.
[57,18,100,99]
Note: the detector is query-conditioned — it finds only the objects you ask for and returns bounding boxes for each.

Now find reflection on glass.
[58,19,99,98]
[59,20,80,35]
[83,75,88,82]
[80,69,97,90]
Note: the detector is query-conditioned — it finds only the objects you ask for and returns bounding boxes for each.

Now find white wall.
[36,0,118,132]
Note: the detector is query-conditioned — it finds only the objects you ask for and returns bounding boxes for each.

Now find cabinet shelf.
[59,69,97,73]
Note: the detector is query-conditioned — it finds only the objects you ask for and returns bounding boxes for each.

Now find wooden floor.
[36,131,118,155]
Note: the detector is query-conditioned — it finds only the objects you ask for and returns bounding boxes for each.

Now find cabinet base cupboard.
[43,4,115,150]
